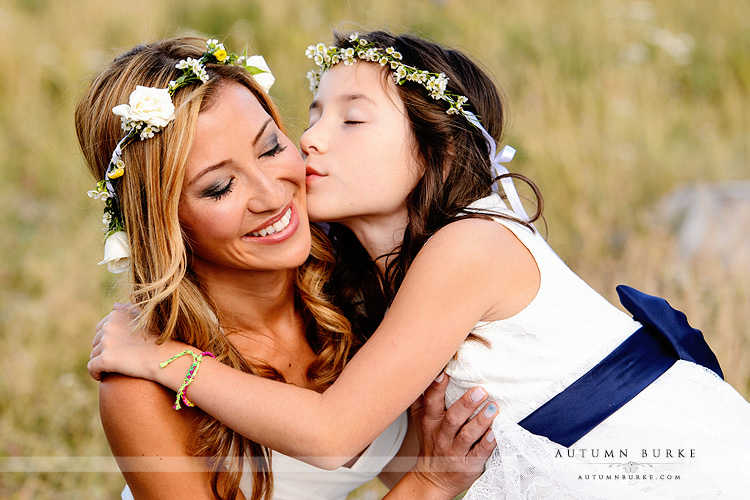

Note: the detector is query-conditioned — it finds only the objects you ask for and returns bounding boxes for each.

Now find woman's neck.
[194,265,299,334]
[195,265,316,385]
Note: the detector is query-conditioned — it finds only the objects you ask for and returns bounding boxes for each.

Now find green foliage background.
[0,0,748,498]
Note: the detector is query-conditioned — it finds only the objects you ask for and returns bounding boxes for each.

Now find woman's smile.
[244,204,299,242]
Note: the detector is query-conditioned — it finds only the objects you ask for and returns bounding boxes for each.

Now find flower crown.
[88,39,275,273]
[306,33,470,118]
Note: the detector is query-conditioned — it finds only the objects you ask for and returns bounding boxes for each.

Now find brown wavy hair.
[75,37,355,500]
[322,31,544,337]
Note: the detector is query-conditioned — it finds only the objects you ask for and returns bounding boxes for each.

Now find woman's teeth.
[250,208,292,237]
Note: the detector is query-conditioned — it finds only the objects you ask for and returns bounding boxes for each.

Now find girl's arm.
[90,219,537,469]
[99,374,239,499]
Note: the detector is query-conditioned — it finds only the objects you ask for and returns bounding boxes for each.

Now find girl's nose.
[300,121,328,156]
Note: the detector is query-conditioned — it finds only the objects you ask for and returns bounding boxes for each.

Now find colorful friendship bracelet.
[160,349,216,410]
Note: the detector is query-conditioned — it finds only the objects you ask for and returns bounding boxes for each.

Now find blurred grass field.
[0,0,748,498]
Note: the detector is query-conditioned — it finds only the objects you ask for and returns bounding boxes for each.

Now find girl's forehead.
[317,62,399,103]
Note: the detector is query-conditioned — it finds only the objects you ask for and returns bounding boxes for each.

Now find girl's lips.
[306,174,324,185]
[305,166,326,184]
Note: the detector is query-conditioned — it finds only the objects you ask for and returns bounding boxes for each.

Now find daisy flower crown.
[306,33,470,118]
[88,39,275,273]
[305,33,531,223]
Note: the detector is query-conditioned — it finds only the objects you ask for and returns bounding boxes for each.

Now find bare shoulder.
[98,375,219,499]
[99,374,202,452]
[421,216,534,268]
[418,216,539,320]
[99,374,180,423]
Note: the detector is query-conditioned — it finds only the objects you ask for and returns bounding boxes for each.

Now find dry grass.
[0,0,747,498]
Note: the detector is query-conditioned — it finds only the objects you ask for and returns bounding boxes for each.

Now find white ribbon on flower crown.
[109,140,124,168]
[105,138,127,195]
[464,111,530,222]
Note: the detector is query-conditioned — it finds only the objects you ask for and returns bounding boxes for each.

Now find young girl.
[89,31,750,498]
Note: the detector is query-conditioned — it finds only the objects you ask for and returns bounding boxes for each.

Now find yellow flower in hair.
[108,160,125,179]
[108,167,124,179]
[214,49,228,62]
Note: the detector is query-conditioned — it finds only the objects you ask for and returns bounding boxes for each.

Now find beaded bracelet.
[159,349,216,410]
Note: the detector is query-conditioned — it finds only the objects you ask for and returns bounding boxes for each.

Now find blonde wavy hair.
[75,37,355,500]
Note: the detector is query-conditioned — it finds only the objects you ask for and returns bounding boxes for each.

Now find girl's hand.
[404,373,498,497]
[88,303,188,383]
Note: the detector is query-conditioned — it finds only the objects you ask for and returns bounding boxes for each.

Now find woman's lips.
[248,207,293,237]
[243,204,299,243]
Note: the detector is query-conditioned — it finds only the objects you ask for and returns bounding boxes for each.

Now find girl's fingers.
[89,341,101,360]
[95,315,108,332]
[92,325,104,348]
[88,343,104,380]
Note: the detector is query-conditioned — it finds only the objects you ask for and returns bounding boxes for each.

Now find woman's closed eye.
[260,142,288,159]
[203,178,235,201]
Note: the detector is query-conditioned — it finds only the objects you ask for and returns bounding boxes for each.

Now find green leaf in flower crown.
[245,66,266,75]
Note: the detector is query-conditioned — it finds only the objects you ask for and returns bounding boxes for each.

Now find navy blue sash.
[517,285,723,447]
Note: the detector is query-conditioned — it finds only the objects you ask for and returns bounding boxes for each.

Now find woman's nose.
[246,168,286,214]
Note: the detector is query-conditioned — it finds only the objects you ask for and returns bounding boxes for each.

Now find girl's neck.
[342,211,407,275]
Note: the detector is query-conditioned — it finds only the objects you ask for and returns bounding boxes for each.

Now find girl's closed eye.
[203,178,235,201]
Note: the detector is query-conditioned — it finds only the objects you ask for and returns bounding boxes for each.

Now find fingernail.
[484,402,497,418]
[470,387,486,402]
[487,431,496,442]
[434,373,445,383]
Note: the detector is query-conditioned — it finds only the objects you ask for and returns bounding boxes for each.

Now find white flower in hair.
[98,231,131,274]
[112,86,176,130]
[242,55,275,93]
[176,57,209,82]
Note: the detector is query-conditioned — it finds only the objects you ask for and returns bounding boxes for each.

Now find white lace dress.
[444,194,750,499]
[241,412,407,499]
[121,412,407,500]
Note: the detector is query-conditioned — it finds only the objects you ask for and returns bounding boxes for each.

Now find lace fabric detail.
[446,195,750,497]
[463,361,750,499]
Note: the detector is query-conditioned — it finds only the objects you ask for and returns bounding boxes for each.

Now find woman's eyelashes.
[199,139,287,201]
[203,178,235,201]
[260,133,288,159]
[260,142,287,158]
